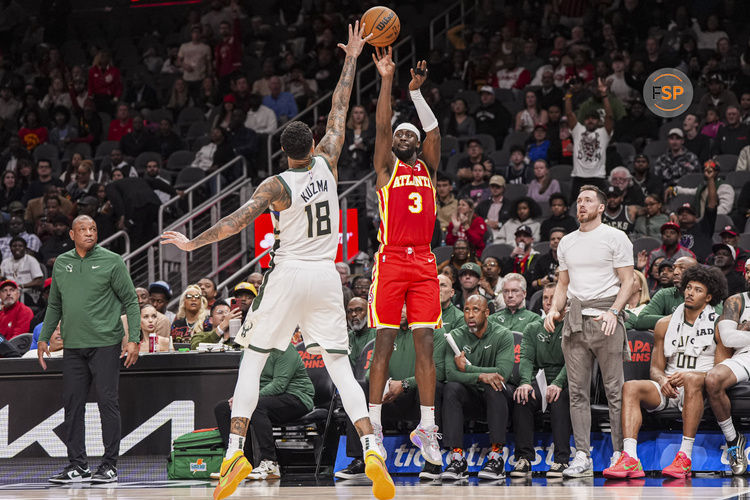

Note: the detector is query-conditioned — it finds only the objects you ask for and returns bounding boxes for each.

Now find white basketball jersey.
[272,157,339,263]
[664,320,716,375]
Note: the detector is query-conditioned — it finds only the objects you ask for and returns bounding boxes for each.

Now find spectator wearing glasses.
[170,284,209,344]
[633,193,668,239]
[190,299,243,349]
[66,160,95,201]
[490,273,541,332]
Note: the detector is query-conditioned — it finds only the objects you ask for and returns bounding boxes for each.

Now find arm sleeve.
[518,325,536,385]
[634,290,667,330]
[717,184,735,214]
[717,320,750,349]
[409,89,438,132]
[110,257,141,343]
[39,263,63,343]
[260,349,295,396]
[444,334,481,385]
[493,331,515,381]
[190,329,220,350]
[551,365,567,389]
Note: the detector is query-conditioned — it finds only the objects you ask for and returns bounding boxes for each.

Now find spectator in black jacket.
[119,114,158,158]
[106,176,176,248]
[631,154,664,199]
[682,113,711,162]
[536,70,564,110]
[123,72,159,112]
[539,194,578,241]
[712,105,750,156]
[475,86,512,146]
[500,146,531,184]
[612,97,657,151]
[528,227,564,295]
[156,118,185,161]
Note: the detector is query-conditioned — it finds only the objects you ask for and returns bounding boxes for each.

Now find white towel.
[664,303,716,358]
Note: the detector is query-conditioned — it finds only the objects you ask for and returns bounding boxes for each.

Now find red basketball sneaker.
[603,452,645,479]
[662,451,692,479]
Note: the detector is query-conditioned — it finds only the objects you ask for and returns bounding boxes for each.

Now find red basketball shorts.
[368,244,441,329]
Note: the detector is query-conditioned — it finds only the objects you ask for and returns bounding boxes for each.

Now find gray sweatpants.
[561,317,625,455]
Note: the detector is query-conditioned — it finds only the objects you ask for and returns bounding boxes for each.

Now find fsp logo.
[643,68,693,118]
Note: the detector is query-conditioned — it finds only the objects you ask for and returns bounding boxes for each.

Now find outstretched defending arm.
[161,176,291,251]
[408,60,441,180]
[315,21,370,181]
[372,46,397,190]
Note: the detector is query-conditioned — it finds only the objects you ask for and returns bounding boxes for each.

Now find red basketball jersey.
[376,158,436,247]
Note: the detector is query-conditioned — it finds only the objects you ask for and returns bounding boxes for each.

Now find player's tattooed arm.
[230,417,250,437]
[162,177,290,252]
[315,22,369,182]
[315,55,357,180]
[719,294,742,322]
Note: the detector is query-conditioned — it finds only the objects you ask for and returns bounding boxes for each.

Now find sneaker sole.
[365,452,395,500]
[563,470,594,478]
[214,459,253,500]
[49,477,91,484]
[440,473,467,480]
[546,471,564,478]
[409,430,442,465]
[334,472,367,480]
[662,469,689,479]
[478,471,505,480]
[90,477,118,484]
[418,473,441,480]
[509,471,530,478]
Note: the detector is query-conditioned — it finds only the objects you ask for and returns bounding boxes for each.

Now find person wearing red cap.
[707,225,750,272]
[0,279,33,340]
[711,243,745,295]
[645,222,696,271]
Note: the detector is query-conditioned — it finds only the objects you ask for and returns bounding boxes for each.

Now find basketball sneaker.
[546,461,568,478]
[727,433,748,476]
[90,463,118,483]
[410,425,442,465]
[661,451,691,479]
[364,449,395,500]
[603,452,645,479]
[478,455,505,480]
[247,460,280,480]
[562,451,593,478]
[335,458,366,480]
[214,450,253,500]
[418,462,443,480]
[440,450,468,480]
[48,464,91,483]
[510,457,531,478]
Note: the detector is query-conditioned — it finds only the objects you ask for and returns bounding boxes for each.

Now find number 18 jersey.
[273,156,339,263]
[377,158,436,247]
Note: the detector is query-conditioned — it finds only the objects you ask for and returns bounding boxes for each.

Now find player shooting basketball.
[368,47,443,468]
[162,22,395,500]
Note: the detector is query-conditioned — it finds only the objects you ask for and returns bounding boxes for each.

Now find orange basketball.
[361,6,400,47]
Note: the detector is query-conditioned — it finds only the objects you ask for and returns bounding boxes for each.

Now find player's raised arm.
[314,21,371,181]
[373,46,397,189]
[408,60,441,180]
[161,176,291,251]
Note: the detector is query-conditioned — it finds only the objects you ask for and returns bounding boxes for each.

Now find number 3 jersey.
[273,156,339,263]
[377,158,436,247]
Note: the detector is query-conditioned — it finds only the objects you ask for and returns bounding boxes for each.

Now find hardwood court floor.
[0,477,749,500]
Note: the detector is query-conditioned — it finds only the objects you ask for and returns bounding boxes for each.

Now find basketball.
[361,6,400,47]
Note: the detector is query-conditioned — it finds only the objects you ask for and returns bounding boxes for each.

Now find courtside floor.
[0,458,748,499]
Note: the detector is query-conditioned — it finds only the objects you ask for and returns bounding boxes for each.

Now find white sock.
[419,405,435,428]
[226,434,245,458]
[369,403,382,427]
[360,434,380,454]
[679,436,695,459]
[623,438,638,460]
[719,418,738,443]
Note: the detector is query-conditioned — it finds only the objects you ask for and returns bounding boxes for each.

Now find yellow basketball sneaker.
[213,451,253,500]
[364,449,395,500]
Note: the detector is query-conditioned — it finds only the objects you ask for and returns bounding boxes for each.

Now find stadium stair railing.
[429,0,479,50]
